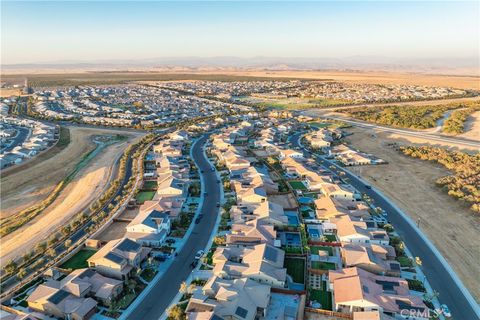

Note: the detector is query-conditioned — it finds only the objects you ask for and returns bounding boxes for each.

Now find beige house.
[321,183,360,201]
[186,276,271,320]
[328,267,428,319]
[341,243,401,276]
[212,244,286,287]
[226,219,277,247]
[87,238,150,280]
[27,268,122,319]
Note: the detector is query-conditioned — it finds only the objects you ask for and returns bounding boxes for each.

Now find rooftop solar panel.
[105,252,125,264]
[47,289,70,304]
[235,306,248,318]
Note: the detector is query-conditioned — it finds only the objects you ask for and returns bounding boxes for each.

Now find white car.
[195,250,205,260]
[440,304,451,317]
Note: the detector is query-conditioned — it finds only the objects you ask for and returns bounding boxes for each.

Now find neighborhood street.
[290,132,480,320]
[126,134,221,320]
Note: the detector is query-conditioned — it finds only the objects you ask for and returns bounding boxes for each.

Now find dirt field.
[460,111,480,141]
[344,127,480,301]
[0,126,141,218]
[269,193,298,209]
[0,126,144,262]
[94,221,129,242]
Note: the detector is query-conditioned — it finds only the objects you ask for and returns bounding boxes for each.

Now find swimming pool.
[298,197,314,205]
[285,210,300,226]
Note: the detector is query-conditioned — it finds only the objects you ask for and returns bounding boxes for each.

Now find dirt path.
[0,132,143,262]
[460,111,480,141]
[344,127,480,302]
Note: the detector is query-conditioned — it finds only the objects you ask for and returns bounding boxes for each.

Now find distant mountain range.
[2,56,479,75]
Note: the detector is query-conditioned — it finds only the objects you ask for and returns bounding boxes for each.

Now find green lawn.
[309,287,333,310]
[142,180,157,190]
[309,122,333,129]
[310,261,336,270]
[61,249,97,270]
[310,246,334,256]
[284,257,305,284]
[288,180,308,191]
[323,234,338,242]
[397,256,413,267]
[135,190,155,203]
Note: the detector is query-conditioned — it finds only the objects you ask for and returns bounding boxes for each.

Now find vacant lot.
[460,111,480,140]
[94,221,129,242]
[0,126,144,262]
[345,127,480,301]
[269,193,298,209]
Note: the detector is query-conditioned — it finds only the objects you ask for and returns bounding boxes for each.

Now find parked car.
[195,250,205,260]
[200,170,204,173]
[195,216,202,224]
[216,202,220,207]
[211,167,215,172]
[440,304,451,317]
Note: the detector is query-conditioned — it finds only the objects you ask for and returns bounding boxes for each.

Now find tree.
[179,281,188,295]
[61,225,71,237]
[17,268,27,280]
[5,260,17,274]
[64,239,72,248]
[168,305,184,320]
[46,248,56,258]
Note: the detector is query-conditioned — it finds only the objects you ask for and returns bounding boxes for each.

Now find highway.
[126,134,221,320]
[290,132,480,320]
[302,113,480,149]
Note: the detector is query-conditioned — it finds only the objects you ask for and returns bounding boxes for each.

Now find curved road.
[303,114,480,149]
[125,134,221,320]
[290,132,480,320]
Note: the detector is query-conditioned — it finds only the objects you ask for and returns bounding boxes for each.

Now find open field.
[236,95,350,110]
[0,126,140,218]
[460,111,480,140]
[212,70,480,90]
[344,127,480,301]
[2,70,479,90]
[0,88,22,97]
[0,127,144,262]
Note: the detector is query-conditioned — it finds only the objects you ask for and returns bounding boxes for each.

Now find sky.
[1,1,479,65]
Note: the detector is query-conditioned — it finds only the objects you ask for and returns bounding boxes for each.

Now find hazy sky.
[1,1,479,64]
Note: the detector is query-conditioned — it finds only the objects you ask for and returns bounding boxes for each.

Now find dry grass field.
[344,127,480,301]
[460,111,480,140]
[2,70,479,89]
[0,126,144,262]
[217,70,480,90]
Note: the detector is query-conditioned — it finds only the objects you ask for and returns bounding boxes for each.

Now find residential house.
[126,209,171,247]
[87,238,150,280]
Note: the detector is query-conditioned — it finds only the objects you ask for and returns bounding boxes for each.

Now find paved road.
[1,126,30,153]
[290,133,480,320]
[304,114,480,149]
[127,135,220,320]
